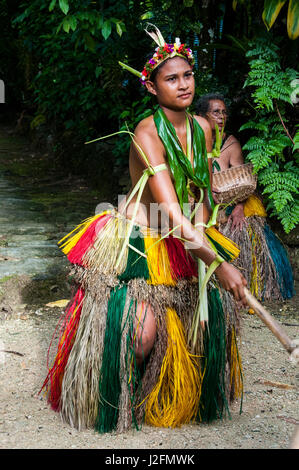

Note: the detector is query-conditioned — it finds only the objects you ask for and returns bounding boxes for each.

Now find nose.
[178,76,189,89]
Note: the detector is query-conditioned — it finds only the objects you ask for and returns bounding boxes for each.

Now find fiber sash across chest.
[153,107,214,209]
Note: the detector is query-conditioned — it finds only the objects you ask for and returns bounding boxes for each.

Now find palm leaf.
[262,0,287,30]
[287,0,299,39]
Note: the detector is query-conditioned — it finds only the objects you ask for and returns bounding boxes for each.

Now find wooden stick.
[244,288,299,363]
[255,379,296,390]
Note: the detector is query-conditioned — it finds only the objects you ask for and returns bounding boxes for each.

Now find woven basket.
[213,162,257,204]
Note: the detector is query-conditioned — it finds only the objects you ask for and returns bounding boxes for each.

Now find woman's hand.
[228,203,246,230]
[214,261,248,306]
[212,187,221,204]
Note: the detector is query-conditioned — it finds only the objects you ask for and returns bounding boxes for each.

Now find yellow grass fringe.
[247,225,262,298]
[58,212,109,254]
[205,226,240,261]
[244,195,267,218]
[145,307,202,428]
[230,326,243,400]
[143,232,176,286]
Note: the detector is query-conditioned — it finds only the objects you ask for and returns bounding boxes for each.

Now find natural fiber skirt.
[218,195,294,301]
[41,209,243,433]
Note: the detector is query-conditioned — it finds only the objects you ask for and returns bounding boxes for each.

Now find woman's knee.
[134,302,156,362]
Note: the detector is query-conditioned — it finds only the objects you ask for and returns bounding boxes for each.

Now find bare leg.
[133,301,156,366]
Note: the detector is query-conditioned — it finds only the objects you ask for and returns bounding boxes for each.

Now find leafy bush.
[12,0,128,142]
[240,37,299,233]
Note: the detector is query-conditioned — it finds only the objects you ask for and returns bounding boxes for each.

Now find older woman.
[196,93,294,301]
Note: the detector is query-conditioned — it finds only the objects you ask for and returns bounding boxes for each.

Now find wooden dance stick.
[244,288,299,365]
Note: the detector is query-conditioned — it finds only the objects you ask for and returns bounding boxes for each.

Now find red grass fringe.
[67,214,111,265]
[39,287,85,411]
[165,235,197,279]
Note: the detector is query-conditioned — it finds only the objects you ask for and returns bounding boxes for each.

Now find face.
[145,57,195,111]
[206,99,228,132]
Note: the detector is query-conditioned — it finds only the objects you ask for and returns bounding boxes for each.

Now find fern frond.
[268,190,294,212]
[293,126,299,152]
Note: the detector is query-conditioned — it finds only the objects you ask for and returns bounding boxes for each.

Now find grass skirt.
[218,195,294,301]
[40,210,243,433]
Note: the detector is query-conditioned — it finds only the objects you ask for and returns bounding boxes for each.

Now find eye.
[167,76,176,82]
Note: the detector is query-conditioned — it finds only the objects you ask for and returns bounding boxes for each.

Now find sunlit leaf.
[141,11,154,20]
[68,16,77,32]
[59,0,69,15]
[287,0,299,39]
[62,18,70,33]
[102,20,111,40]
[116,22,123,36]
[262,0,287,30]
[49,0,56,12]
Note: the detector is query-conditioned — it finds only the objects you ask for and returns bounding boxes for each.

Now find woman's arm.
[131,119,247,303]
[227,137,243,167]
[227,137,246,230]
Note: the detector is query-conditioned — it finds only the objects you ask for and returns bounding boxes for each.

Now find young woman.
[196,93,294,301]
[41,28,247,434]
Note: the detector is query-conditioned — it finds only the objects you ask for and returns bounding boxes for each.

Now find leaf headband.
[119,23,195,85]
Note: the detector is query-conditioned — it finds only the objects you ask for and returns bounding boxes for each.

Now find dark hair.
[196,93,227,117]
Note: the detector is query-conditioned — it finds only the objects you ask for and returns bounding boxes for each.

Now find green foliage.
[293,125,299,153]
[234,0,299,40]
[3,0,298,216]
[241,117,291,170]
[244,39,297,110]
[262,0,299,40]
[112,95,158,164]
[0,1,25,114]
[259,161,299,233]
[241,37,299,232]
[12,0,130,143]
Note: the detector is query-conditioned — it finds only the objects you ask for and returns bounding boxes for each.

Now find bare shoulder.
[223,135,243,154]
[193,115,211,133]
[134,115,157,140]
[223,135,244,166]
[130,114,166,166]
[193,114,212,151]
[225,134,241,147]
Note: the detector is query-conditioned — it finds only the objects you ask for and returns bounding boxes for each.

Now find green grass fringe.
[199,288,230,423]
[118,228,149,281]
[95,284,128,433]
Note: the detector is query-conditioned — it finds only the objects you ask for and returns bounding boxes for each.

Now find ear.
[145,80,157,96]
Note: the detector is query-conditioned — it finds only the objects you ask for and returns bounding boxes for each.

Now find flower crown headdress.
[119,24,195,85]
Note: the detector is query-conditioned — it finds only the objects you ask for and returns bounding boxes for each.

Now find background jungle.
[0,0,298,233]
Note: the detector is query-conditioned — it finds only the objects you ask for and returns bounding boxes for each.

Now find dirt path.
[0,126,298,450]
[0,279,298,450]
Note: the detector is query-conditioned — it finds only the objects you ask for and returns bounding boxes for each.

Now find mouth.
[178,93,191,99]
